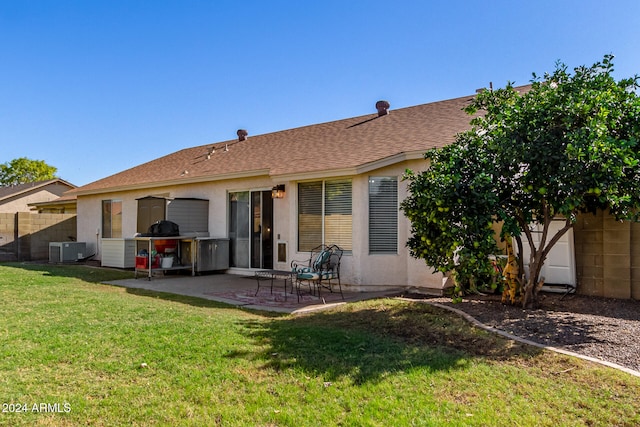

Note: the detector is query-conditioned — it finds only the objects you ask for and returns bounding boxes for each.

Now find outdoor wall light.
[271,184,285,199]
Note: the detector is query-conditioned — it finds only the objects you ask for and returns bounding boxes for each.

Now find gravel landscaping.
[413,292,640,373]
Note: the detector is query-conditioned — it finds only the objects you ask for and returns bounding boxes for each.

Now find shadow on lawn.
[235,300,544,385]
[2,261,286,317]
[3,261,135,283]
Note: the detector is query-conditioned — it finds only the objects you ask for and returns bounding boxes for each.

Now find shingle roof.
[70,91,483,195]
[0,178,75,201]
[28,193,77,206]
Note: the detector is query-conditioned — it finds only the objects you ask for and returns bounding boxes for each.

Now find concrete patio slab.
[105,273,400,314]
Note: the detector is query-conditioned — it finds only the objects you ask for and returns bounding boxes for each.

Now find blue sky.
[1,1,639,186]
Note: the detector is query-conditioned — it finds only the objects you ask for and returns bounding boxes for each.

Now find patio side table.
[254,270,296,301]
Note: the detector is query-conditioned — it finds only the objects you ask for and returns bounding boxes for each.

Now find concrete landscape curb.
[399,298,640,378]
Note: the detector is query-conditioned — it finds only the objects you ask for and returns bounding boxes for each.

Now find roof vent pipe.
[375,100,390,116]
[237,129,248,141]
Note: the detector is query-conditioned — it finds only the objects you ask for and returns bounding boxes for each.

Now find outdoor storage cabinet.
[136,196,209,235]
[196,238,230,272]
[101,238,136,268]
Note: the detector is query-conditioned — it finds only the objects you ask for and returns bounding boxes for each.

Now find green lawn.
[1,263,638,426]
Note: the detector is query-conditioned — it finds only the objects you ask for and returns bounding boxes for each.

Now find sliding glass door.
[229,190,273,269]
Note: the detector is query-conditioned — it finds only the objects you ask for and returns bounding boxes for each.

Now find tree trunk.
[520,217,572,309]
[522,254,545,309]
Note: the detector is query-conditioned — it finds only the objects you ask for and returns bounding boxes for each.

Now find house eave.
[73,151,429,197]
[73,168,271,197]
[272,151,427,181]
[28,200,76,208]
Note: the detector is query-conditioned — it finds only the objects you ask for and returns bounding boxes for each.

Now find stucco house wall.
[341,159,444,290]
[77,178,259,257]
[76,158,443,292]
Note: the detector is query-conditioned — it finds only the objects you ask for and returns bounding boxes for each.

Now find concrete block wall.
[574,210,637,299]
[0,213,17,261]
[573,210,604,296]
[27,213,77,260]
[0,212,76,261]
[631,223,640,300]
[16,212,32,261]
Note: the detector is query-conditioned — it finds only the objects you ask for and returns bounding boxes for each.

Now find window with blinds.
[298,181,323,251]
[368,177,398,254]
[325,179,352,251]
[298,179,352,252]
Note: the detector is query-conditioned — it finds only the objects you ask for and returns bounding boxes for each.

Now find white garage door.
[519,221,576,286]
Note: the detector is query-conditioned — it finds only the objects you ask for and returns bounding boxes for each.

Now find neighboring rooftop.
[0,178,76,202]
[28,193,78,213]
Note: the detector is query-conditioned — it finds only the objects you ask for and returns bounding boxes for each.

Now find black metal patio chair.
[291,244,344,302]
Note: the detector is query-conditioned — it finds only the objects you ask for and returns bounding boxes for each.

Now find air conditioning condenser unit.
[49,242,86,263]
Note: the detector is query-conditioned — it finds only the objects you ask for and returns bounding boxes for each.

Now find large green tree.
[402,55,640,307]
[0,157,58,186]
